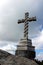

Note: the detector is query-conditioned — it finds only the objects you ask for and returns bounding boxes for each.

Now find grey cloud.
[0,0,43,42]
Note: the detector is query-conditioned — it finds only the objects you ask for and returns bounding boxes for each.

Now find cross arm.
[18,19,25,24]
[27,16,36,22]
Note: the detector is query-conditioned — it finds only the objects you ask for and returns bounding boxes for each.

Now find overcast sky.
[0,0,43,61]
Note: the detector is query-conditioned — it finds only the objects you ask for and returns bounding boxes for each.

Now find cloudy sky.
[0,0,43,61]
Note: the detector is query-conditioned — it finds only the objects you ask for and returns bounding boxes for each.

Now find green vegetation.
[35,59,43,65]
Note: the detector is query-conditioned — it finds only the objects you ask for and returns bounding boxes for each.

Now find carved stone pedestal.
[15,38,35,59]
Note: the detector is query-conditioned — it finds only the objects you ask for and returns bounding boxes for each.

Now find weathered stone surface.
[0,49,11,65]
[0,49,11,59]
[0,50,38,65]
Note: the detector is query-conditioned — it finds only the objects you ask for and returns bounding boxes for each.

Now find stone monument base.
[16,50,35,59]
[15,38,35,59]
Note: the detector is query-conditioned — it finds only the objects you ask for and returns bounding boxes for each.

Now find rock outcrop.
[0,49,38,65]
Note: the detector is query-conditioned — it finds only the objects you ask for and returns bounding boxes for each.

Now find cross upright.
[18,12,36,39]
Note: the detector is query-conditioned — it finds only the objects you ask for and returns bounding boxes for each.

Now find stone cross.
[18,12,36,39]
